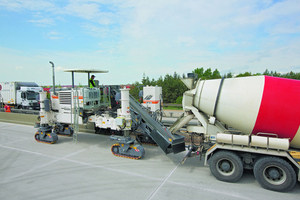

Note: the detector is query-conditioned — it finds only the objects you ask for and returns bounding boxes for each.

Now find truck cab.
[16,86,42,109]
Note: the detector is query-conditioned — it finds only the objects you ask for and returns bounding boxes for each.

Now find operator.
[89,75,96,88]
[4,103,11,113]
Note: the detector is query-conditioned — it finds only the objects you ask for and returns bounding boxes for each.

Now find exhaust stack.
[49,61,56,95]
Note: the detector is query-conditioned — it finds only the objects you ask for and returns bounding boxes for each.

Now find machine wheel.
[53,126,59,134]
[253,156,296,192]
[111,144,120,154]
[34,132,40,141]
[209,150,243,182]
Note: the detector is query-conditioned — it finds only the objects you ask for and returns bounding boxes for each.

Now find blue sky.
[0,0,300,86]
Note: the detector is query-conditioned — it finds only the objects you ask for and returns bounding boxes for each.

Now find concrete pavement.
[0,121,299,200]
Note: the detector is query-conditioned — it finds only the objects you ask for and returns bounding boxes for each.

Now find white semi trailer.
[0,82,42,109]
[170,74,300,192]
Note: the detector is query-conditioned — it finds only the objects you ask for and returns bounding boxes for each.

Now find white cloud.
[176,36,196,46]
[55,66,65,72]
[64,2,100,20]
[28,18,55,26]
[0,0,55,11]
[46,31,64,40]
[1,0,300,85]
[81,23,108,37]
[57,1,118,25]
[15,66,23,70]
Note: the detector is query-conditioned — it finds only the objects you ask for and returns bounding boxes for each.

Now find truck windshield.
[27,92,38,100]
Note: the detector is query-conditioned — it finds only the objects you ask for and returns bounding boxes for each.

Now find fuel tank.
[192,75,300,149]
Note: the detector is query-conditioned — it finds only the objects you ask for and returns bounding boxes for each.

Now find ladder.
[72,89,80,144]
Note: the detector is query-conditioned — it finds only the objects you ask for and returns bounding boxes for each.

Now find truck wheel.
[209,150,243,182]
[253,157,296,192]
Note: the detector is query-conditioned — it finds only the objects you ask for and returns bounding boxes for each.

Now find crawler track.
[34,132,56,144]
[111,143,141,160]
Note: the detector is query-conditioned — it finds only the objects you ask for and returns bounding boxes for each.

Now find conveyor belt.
[129,95,185,154]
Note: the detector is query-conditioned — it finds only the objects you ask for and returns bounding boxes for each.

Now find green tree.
[271,71,281,77]
[156,76,163,86]
[176,96,183,104]
[160,73,187,103]
[131,67,300,104]
[282,71,300,80]
[192,67,204,79]
[236,72,252,77]
[224,72,233,78]
[129,81,142,100]
[203,68,212,79]
[263,69,270,75]
[253,73,262,76]
[211,69,221,79]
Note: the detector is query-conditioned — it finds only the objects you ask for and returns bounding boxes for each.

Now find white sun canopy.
[63,69,109,88]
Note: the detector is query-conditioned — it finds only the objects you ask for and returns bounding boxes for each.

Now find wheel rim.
[263,165,287,185]
[216,158,235,176]
[112,146,119,153]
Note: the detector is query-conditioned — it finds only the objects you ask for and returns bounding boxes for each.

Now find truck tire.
[253,156,296,192]
[209,150,243,182]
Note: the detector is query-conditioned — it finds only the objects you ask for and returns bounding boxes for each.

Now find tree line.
[129,72,188,104]
[130,67,300,103]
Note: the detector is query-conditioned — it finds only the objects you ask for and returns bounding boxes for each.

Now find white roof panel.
[63,69,108,73]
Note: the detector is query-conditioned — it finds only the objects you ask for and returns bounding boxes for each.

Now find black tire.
[53,126,59,134]
[209,150,243,182]
[111,145,119,154]
[34,132,40,141]
[95,127,100,134]
[253,156,296,192]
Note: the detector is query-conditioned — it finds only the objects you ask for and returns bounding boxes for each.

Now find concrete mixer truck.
[170,74,300,192]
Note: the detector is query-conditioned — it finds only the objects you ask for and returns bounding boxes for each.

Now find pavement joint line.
[0,149,87,183]
[0,144,179,187]
[0,122,254,197]
[167,180,252,200]
[0,145,64,160]
[0,123,233,196]
[0,138,30,146]
[147,161,181,200]
[0,133,30,139]
[0,128,223,195]
[0,141,256,198]
[62,157,164,182]
[0,144,163,183]
[51,157,254,199]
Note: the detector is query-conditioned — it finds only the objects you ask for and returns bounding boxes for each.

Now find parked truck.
[169,74,300,192]
[0,82,42,110]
